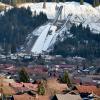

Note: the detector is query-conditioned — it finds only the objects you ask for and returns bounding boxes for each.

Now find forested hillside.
[0,7,48,54]
[52,24,100,59]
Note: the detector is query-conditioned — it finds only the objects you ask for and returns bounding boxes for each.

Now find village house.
[52,93,82,100]
[74,85,100,100]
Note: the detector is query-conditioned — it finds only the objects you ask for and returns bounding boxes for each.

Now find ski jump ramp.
[31,6,64,54]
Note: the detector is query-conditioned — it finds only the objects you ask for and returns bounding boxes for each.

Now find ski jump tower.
[55,5,63,20]
[54,5,63,24]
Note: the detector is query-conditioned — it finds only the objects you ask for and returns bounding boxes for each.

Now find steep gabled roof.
[13,93,35,100]
[76,85,97,93]
[56,93,82,100]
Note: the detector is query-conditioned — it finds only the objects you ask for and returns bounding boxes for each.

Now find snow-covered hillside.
[18,2,100,53]
[18,2,100,33]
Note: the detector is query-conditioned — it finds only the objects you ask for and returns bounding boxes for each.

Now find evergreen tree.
[60,71,71,86]
[11,0,17,6]
[93,0,96,7]
[80,0,84,5]
[11,42,17,53]
[52,0,56,2]
[93,0,100,7]
[56,0,59,3]
[95,0,100,6]
[19,68,30,82]
[63,0,65,2]
[37,54,45,65]
[38,83,45,95]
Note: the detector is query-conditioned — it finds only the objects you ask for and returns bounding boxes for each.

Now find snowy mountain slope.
[31,13,73,53]
[31,20,60,53]
[31,23,51,53]
[18,2,100,53]
[18,2,100,33]
[31,5,64,53]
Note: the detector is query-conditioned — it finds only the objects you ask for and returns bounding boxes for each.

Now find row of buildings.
[0,76,100,100]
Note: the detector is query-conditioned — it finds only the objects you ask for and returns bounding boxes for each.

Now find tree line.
[1,0,100,7]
